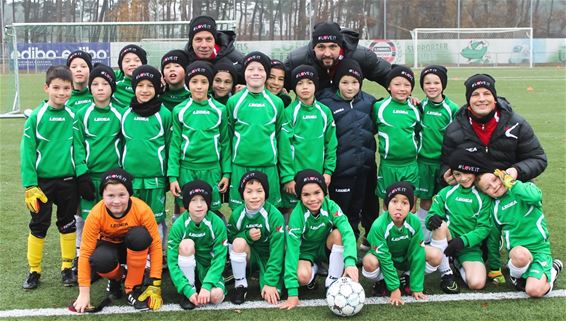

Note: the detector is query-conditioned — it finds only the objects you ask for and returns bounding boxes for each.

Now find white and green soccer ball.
[326,277,365,317]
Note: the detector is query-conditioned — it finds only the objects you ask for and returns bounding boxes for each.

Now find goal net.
[1,20,235,116]
[410,28,533,68]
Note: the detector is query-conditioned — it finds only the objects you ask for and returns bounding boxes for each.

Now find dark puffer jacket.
[318,88,377,178]
[285,29,391,90]
[441,97,547,181]
[185,30,245,83]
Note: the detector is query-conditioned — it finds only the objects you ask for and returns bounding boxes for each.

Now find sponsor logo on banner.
[13,43,111,71]
[367,39,398,63]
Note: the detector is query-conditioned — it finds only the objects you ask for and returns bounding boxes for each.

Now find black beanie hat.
[238,170,270,199]
[312,22,343,47]
[89,63,117,93]
[182,180,212,210]
[270,59,286,72]
[185,61,214,86]
[294,169,327,197]
[131,65,163,95]
[66,50,93,71]
[385,181,415,210]
[449,146,494,174]
[420,65,448,91]
[386,64,415,89]
[334,58,363,87]
[161,49,190,73]
[100,168,134,196]
[291,65,319,91]
[244,51,271,75]
[465,74,497,105]
[213,61,238,84]
[118,44,147,72]
[188,15,217,44]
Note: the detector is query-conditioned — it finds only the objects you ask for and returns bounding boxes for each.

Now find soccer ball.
[326,277,365,317]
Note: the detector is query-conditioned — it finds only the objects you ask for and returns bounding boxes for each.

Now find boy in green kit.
[168,181,228,310]
[21,65,79,289]
[160,49,191,111]
[112,44,147,109]
[66,50,93,111]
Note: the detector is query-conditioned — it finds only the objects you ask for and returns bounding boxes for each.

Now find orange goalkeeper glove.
[25,186,48,213]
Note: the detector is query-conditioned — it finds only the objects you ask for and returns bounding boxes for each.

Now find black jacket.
[318,88,377,178]
[441,97,547,181]
[185,30,245,83]
[285,29,391,90]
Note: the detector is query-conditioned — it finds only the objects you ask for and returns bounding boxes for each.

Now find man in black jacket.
[285,22,391,92]
[441,74,547,184]
[184,15,245,83]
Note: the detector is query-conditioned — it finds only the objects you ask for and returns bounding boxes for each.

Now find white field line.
[1,290,565,318]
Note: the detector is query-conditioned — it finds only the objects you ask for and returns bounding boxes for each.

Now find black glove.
[77,174,96,201]
[444,237,465,257]
[428,215,444,230]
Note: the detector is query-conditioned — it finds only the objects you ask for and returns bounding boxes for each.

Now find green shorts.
[376,159,419,198]
[175,166,223,211]
[80,173,103,219]
[280,191,299,209]
[196,262,226,294]
[229,164,281,208]
[249,247,283,290]
[455,246,484,263]
[299,243,329,264]
[415,158,441,199]
[523,252,553,281]
[133,177,167,223]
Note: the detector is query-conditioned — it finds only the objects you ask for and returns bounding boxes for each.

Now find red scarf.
[468,107,500,146]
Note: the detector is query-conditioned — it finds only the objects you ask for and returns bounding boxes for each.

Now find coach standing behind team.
[285,22,391,92]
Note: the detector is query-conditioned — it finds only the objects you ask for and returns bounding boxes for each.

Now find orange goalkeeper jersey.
[78,197,162,287]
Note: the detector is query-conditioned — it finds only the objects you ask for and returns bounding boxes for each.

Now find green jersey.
[112,76,134,109]
[490,181,551,255]
[73,103,123,176]
[167,211,228,298]
[168,98,231,182]
[227,202,285,287]
[367,212,425,292]
[418,96,460,160]
[66,87,93,112]
[372,96,421,162]
[427,185,493,248]
[160,87,191,111]
[226,88,294,183]
[21,101,76,187]
[282,99,337,176]
[121,106,172,178]
[284,197,357,296]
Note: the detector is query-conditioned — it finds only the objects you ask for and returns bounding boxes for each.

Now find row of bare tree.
[3,0,565,43]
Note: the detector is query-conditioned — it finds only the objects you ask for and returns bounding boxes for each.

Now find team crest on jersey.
[222,239,228,247]
[276,226,284,233]
[334,210,343,217]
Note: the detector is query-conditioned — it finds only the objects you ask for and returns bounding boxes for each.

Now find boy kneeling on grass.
[477,170,563,297]
[362,182,441,306]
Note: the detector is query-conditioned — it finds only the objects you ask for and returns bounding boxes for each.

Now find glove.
[138,278,162,310]
[25,186,48,213]
[428,215,444,230]
[77,174,96,201]
[494,169,515,189]
[488,270,506,285]
[444,237,465,257]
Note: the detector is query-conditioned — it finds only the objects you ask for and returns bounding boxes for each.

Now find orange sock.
[98,264,123,281]
[124,248,148,293]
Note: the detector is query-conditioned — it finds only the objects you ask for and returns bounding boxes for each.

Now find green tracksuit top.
[21,101,76,187]
[489,181,551,255]
[418,96,460,161]
[284,197,357,296]
[227,202,285,287]
[372,96,421,162]
[168,98,231,182]
[73,103,123,177]
[167,211,228,298]
[112,76,134,109]
[121,106,172,178]
[226,88,294,183]
[426,185,493,248]
[282,99,337,176]
[66,87,93,112]
[160,87,191,111]
[367,212,425,292]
